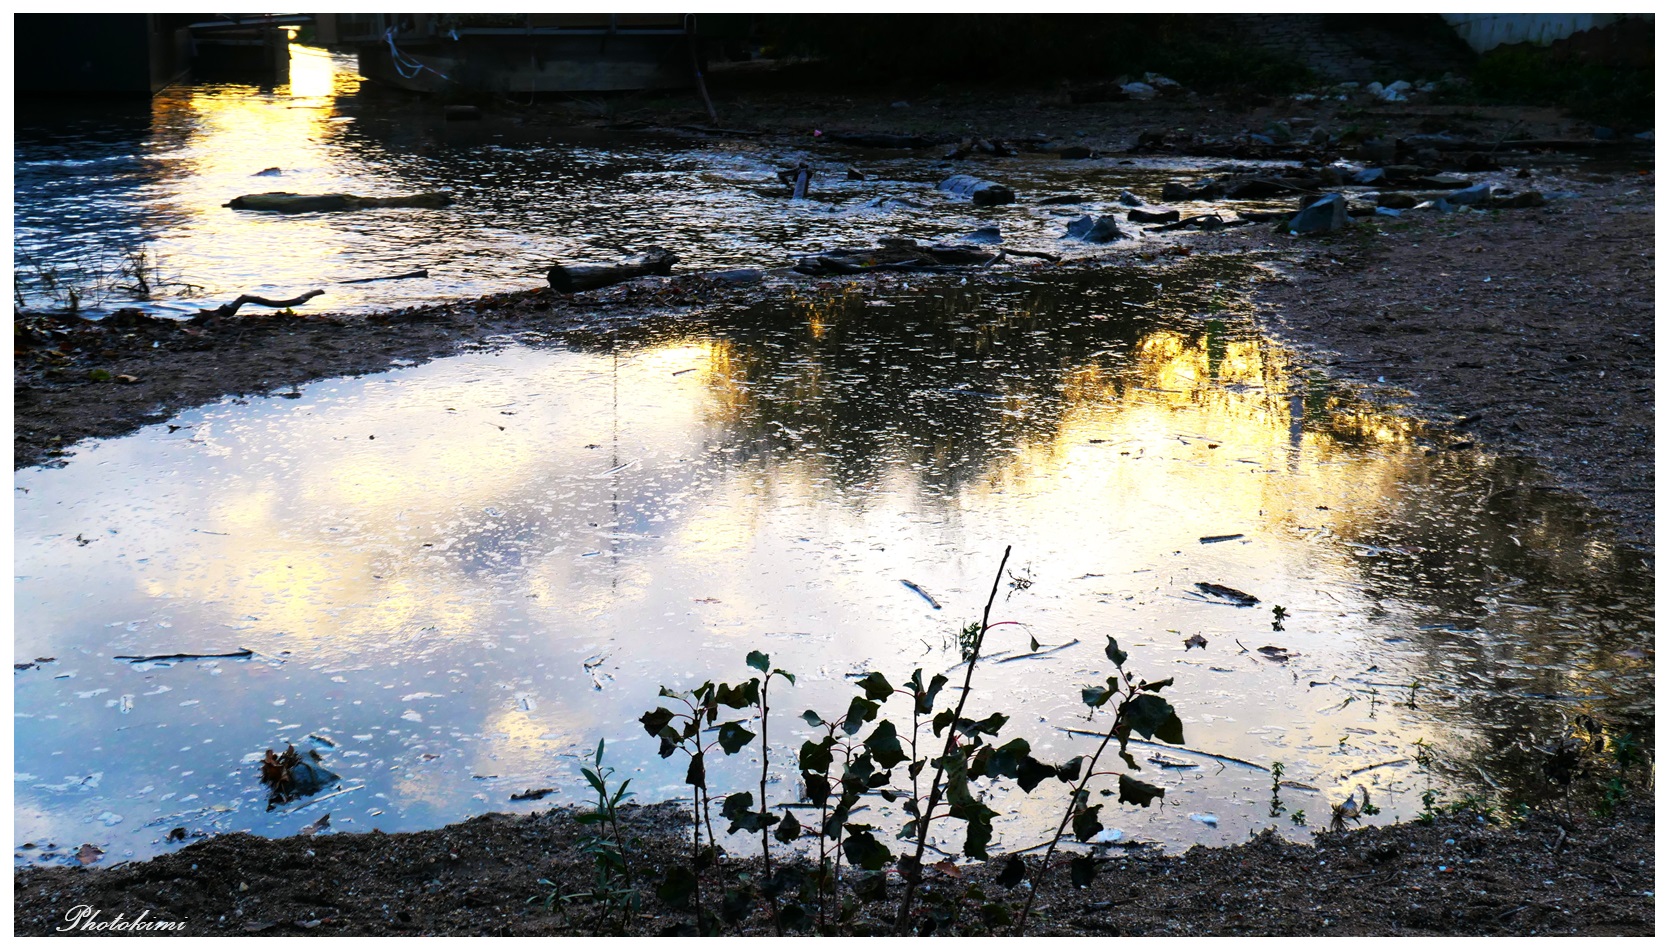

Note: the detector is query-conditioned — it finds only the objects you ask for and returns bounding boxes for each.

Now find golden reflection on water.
[13,286,1650,863]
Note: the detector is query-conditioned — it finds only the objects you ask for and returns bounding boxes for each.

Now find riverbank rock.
[1128,207,1181,224]
[1065,215,1127,243]
[1287,194,1347,235]
[939,174,1016,207]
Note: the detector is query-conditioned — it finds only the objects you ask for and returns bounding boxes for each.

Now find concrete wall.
[1441,13,1653,53]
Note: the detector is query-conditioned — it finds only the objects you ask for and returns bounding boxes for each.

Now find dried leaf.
[932,859,962,878]
[300,813,331,835]
[1184,633,1209,651]
[76,843,105,865]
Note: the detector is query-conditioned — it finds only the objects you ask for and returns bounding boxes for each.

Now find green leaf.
[715,680,759,710]
[1057,756,1085,783]
[721,791,761,833]
[953,801,1000,860]
[956,712,1009,737]
[721,885,755,924]
[1104,636,1128,669]
[716,720,756,754]
[799,737,833,773]
[773,669,796,685]
[779,903,811,931]
[998,856,1028,888]
[984,738,1031,778]
[640,707,676,737]
[775,808,802,843]
[931,709,955,737]
[843,827,894,871]
[1122,693,1181,742]
[842,696,880,735]
[1139,677,1175,693]
[1154,711,1186,745]
[1072,803,1104,842]
[803,771,831,805]
[746,650,770,672]
[1016,756,1055,793]
[1070,855,1098,888]
[981,901,1014,928]
[1081,681,1116,708]
[917,673,950,715]
[1118,773,1167,808]
[863,719,907,769]
[854,871,888,903]
[657,866,698,909]
[855,671,894,701]
[684,750,705,787]
[802,709,825,727]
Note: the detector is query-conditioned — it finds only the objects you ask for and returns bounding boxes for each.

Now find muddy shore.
[12,798,1654,936]
[12,87,1654,935]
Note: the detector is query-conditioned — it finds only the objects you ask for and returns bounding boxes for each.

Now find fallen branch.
[1059,729,1270,771]
[114,648,254,662]
[339,269,429,284]
[993,638,1081,663]
[210,290,324,317]
[548,246,679,293]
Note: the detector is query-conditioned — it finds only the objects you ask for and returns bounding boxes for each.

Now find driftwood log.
[209,289,325,316]
[339,269,430,284]
[224,191,453,213]
[547,246,679,293]
[939,174,1016,206]
[793,238,1004,276]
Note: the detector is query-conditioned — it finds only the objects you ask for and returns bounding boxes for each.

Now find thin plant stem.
[893,544,1011,934]
[1015,714,1119,933]
[758,676,783,935]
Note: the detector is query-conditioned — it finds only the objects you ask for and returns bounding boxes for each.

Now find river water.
[13,49,1653,867]
[16,45,1270,318]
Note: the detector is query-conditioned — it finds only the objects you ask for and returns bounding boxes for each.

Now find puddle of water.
[13,268,1651,865]
[17,43,1312,319]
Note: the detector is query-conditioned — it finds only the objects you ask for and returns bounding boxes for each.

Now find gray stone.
[1065,215,1127,243]
[939,174,1015,207]
[1446,183,1493,206]
[1118,190,1145,206]
[1353,167,1386,185]
[961,226,1004,245]
[1287,193,1347,234]
[703,269,764,285]
[1127,207,1181,224]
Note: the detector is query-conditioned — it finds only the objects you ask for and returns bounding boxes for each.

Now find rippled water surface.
[16,45,1278,317]
[14,267,1652,865]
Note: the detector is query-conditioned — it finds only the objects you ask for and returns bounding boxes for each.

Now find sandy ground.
[12,84,1654,936]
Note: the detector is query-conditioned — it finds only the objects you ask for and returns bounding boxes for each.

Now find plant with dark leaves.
[639,673,761,931]
[1011,635,1182,933]
[538,740,640,932]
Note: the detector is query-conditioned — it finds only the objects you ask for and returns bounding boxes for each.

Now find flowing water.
[13,47,1653,868]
